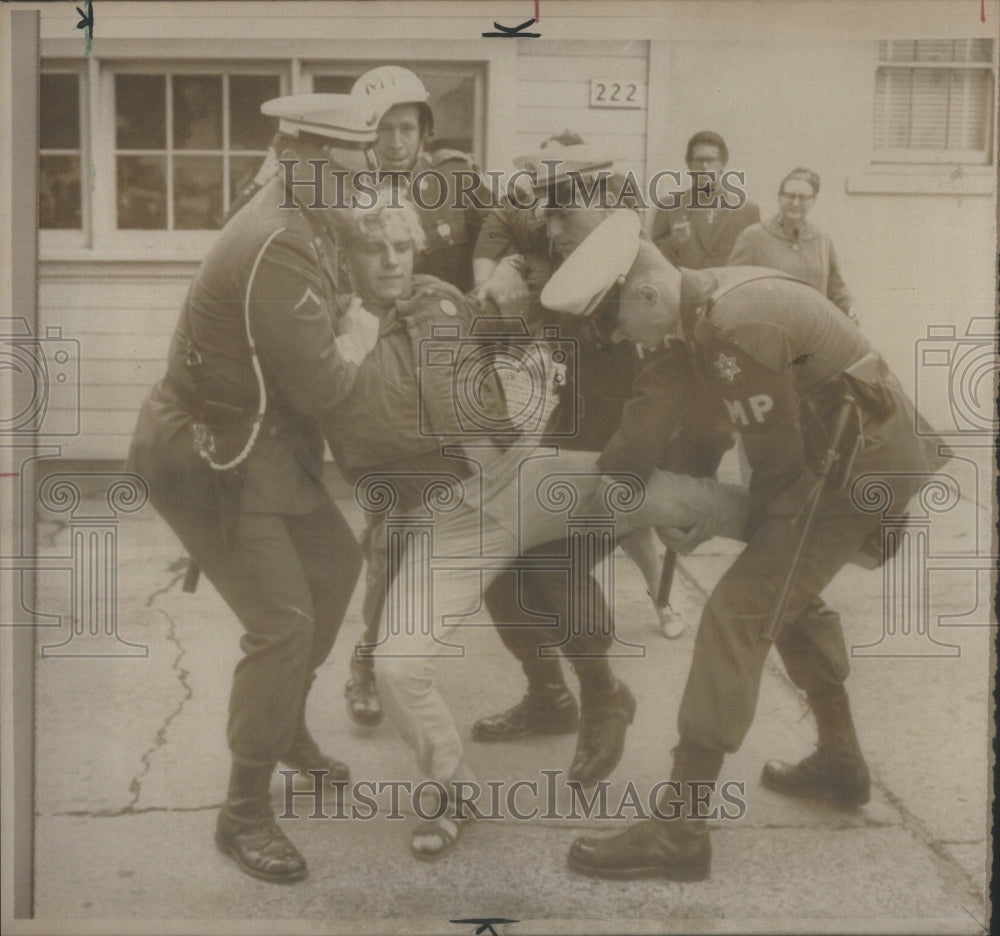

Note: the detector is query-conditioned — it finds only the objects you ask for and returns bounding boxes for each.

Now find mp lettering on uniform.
[749,394,774,423]
[724,398,748,426]
[723,394,774,426]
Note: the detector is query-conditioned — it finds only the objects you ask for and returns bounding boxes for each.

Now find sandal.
[410,814,465,861]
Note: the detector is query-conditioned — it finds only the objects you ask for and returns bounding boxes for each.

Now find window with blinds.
[874,39,995,164]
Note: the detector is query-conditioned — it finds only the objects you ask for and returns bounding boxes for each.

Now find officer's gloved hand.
[656,480,750,554]
[336,297,381,365]
[477,255,529,317]
[656,521,712,556]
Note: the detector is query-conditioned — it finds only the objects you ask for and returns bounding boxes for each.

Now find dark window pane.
[229,153,267,204]
[173,75,222,150]
[312,74,355,94]
[116,75,165,149]
[40,74,80,149]
[40,154,81,228]
[423,74,475,154]
[964,39,994,62]
[174,155,223,229]
[229,75,281,149]
[117,155,166,228]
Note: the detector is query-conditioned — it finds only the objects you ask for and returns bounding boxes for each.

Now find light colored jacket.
[727,215,853,315]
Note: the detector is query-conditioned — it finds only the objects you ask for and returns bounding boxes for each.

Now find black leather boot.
[281,674,350,782]
[567,677,636,784]
[761,685,870,807]
[568,811,711,881]
[344,655,383,727]
[568,739,723,880]
[472,681,579,742]
[215,761,308,883]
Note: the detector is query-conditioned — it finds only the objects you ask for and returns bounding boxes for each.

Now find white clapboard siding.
[520,40,647,59]
[517,57,648,84]
[515,41,649,178]
[38,265,193,460]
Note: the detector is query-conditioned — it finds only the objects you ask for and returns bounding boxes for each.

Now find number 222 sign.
[589,79,645,109]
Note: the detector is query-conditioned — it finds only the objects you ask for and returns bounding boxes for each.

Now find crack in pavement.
[35,518,68,549]
[960,904,989,934]
[144,569,186,609]
[876,786,987,905]
[675,557,987,906]
[70,569,194,818]
[120,603,193,814]
[36,567,199,821]
[42,803,223,818]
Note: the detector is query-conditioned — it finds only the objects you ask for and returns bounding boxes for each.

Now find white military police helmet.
[351,66,434,132]
[540,211,642,316]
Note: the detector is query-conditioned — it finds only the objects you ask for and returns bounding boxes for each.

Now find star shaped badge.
[714,352,741,382]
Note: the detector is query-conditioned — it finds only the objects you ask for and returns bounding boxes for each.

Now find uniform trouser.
[152,495,362,767]
[357,542,612,686]
[677,478,876,753]
[478,434,734,684]
[370,451,748,783]
[481,544,612,687]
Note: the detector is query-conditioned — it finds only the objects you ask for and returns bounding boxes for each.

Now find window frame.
[39,60,89,250]
[872,40,997,167]
[94,60,289,255]
[37,41,515,261]
[848,38,997,196]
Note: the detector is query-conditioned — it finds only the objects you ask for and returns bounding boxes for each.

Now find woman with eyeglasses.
[728,167,856,319]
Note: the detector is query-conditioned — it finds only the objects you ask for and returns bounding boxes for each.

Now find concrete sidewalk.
[26,457,994,935]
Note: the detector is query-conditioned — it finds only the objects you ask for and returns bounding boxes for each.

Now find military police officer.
[468,140,731,785]
[128,94,381,884]
[543,218,947,882]
[351,65,488,292]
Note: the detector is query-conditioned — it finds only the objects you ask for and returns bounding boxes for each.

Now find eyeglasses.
[779,192,815,202]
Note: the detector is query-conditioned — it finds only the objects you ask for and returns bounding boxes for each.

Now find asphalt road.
[27,452,994,935]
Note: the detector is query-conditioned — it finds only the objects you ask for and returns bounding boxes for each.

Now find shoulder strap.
[706,270,811,312]
[194,227,285,471]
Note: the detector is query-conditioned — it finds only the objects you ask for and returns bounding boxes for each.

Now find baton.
[656,548,678,608]
[762,393,859,644]
[182,558,201,593]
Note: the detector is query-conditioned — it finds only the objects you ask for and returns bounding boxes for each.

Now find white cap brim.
[262,93,378,144]
[513,143,618,194]
[540,212,641,316]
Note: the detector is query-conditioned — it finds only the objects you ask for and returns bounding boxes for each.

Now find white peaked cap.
[260,93,379,144]
[513,141,618,194]
[540,212,642,316]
